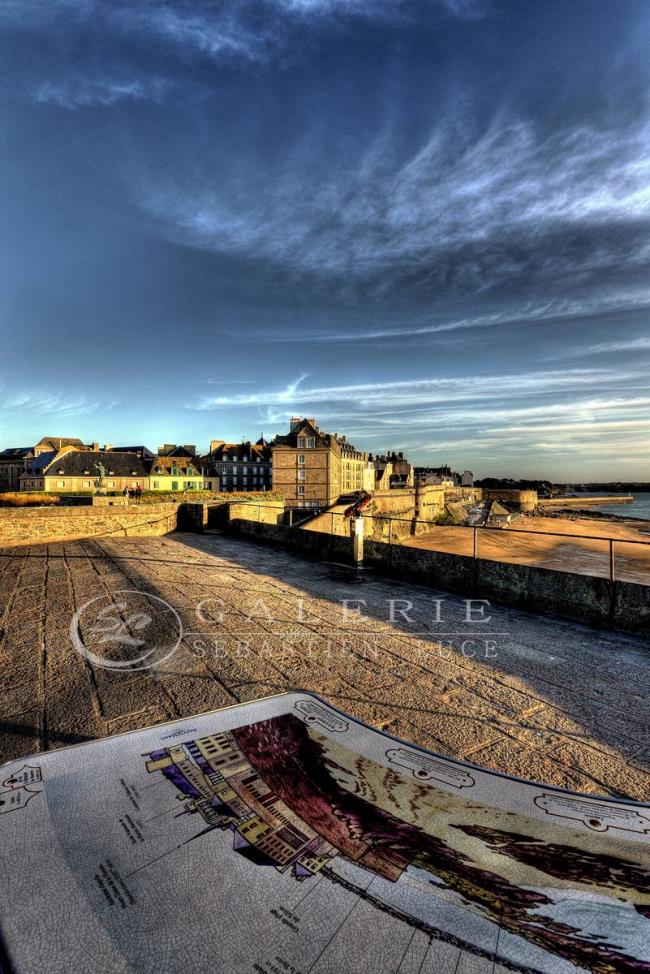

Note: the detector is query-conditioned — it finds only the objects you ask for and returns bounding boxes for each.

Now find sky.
[1,0,649,479]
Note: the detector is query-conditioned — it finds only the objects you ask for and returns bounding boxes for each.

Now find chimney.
[91,442,100,452]
[104,443,113,452]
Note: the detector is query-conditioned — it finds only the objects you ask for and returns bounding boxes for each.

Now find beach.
[405,513,650,585]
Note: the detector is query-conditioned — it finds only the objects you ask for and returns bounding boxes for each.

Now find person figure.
[135,484,143,503]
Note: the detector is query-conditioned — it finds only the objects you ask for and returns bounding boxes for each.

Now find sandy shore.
[405,514,650,585]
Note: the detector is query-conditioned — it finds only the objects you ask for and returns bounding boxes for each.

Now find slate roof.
[0,448,32,458]
[23,451,57,475]
[207,441,271,462]
[109,446,155,459]
[147,456,202,475]
[42,451,148,478]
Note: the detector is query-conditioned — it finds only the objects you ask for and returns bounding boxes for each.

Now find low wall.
[0,504,179,546]
[539,495,633,508]
[482,489,538,513]
[224,519,649,637]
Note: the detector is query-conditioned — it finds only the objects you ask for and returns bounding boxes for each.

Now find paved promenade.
[1,532,649,800]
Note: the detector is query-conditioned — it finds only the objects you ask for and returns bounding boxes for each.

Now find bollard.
[350,516,364,565]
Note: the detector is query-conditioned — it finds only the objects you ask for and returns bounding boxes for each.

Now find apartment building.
[271,417,368,509]
[203,438,272,493]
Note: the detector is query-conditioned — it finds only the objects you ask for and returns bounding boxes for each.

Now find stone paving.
[1,532,649,800]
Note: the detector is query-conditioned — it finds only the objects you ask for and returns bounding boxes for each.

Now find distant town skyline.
[2,1,649,479]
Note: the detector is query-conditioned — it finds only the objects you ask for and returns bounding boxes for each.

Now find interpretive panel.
[1,692,649,973]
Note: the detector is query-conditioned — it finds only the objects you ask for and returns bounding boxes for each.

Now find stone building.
[371,451,414,489]
[0,437,90,491]
[146,455,205,492]
[272,418,368,509]
[203,438,272,493]
[21,447,148,493]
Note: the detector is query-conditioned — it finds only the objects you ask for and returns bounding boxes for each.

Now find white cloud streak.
[35,78,170,109]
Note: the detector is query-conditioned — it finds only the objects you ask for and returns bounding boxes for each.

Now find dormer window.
[57,468,64,475]
[83,469,90,475]
[298,436,315,449]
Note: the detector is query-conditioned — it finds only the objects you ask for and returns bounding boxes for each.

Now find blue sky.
[1,0,649,478]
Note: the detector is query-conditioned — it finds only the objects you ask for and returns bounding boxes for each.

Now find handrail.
[235,503,650,587]
[319,508,650,546]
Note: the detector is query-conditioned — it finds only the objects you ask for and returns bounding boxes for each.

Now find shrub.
[0,492,61,507]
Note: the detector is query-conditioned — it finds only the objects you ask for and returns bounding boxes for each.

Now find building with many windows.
[203,438,272,493]
[271,418,368,509]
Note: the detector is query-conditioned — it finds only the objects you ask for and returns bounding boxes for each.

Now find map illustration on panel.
[1,692,649,973]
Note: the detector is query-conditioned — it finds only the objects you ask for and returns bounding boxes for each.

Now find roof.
[40,451,148,479]
[0,448,32,459]
[206,441,271,463]
[35,437,88,451]
[110,446,155,459]
[158,445,197,458]
[147,456,201,475]
[275,419,365,458]
[22,451,57,475]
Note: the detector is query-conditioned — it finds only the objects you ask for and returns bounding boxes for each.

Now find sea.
[573,491,650,522]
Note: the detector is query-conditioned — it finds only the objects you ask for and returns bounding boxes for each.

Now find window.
[108,481,115,487]
[297,469,305,481]
[297,485,305,496]
[83,481,91,488]
[172,481,179,491]
[153,480,160,488]
[206,481,212,490]
[57,481,65,488]
[298,454,305,465]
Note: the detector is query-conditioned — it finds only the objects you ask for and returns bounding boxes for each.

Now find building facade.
[271,418,368,509]
[21,448,148,493]
[0,437,91,492]
[146,455,205,492]
[203,438,272,493]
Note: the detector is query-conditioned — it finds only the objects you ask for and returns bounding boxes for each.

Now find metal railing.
[236,504,650,586]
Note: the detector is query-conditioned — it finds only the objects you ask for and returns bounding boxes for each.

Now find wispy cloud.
[35,78,170,109]
[2,393,117,416]
[146,113,650,305]
[588,336,650,354]
[188,367,628,410]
